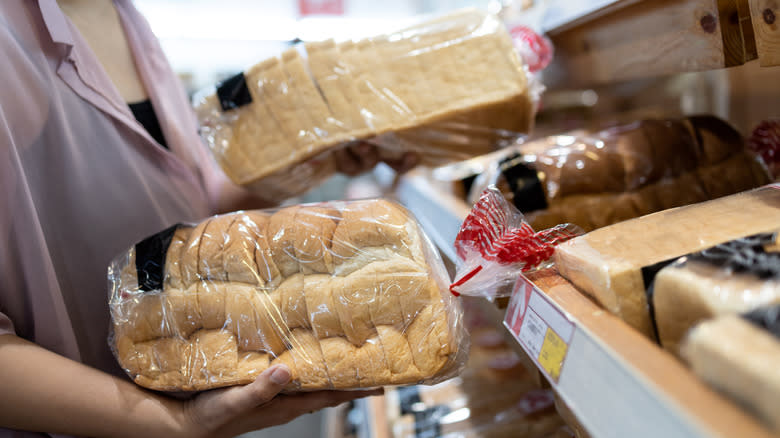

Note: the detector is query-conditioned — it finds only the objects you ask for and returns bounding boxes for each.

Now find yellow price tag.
[537,328,568,381]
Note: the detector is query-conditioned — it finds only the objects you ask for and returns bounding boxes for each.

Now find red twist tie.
[509,26,554,73]
[449,265,483,296]
[749,119,780,180]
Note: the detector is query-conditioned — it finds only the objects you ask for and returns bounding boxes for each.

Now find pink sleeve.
[0,20,33,339]
[0,312,15,336]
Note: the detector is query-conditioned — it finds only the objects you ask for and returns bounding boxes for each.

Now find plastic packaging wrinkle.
[107,199,468,392]
[193,9,536,200]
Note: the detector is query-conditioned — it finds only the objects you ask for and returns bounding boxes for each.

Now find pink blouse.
[0,1,230,435]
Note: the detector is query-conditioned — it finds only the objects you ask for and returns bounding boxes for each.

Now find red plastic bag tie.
[449,265,483,296]
[749,119,780,179]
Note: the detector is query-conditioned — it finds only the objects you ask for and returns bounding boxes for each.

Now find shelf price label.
[504,274,575,383]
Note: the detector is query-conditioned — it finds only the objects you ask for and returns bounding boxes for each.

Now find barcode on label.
[529,321,542,337]
[518,310,547,359]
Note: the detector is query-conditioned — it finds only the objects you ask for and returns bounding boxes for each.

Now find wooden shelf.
[749,0,780,66]
[537,0,780,89]
[395,169,777,438]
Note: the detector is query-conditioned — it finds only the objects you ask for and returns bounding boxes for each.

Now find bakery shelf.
[395,169,776,438]
[538,0,780,89]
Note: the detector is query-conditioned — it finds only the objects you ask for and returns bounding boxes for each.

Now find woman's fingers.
[354,143,380,171]
[278,388,384,413]
[333,147,360,176]
[334,141,420,177]
[185,370,383,438]
[334,143,380,176]
[241,388,385,429]
[184,365,291,436]
[382,152,420,174]
[223,365,291,411]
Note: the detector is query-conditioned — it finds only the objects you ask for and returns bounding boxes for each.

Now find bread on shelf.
[653,231,780,355]
[681,306,780,432]
[555,185,780,338]
[469,116,771,233]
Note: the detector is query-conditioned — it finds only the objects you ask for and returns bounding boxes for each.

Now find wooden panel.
[719,0,749,65]
[738,0,760,59]
[719,0,760,64]
[545,0,729,88]
[749,0,780,65]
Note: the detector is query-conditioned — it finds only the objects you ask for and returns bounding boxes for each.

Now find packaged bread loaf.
[108,199,467,392]
[555,184,780,338]
[195,9,534,200]
[653,231,780,355]
[464,115,771,232]
[681,304,780,432]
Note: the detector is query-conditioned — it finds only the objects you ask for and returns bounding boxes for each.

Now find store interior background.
[130,1,780,436]
[134,0,779,208]
[134,0,506,209]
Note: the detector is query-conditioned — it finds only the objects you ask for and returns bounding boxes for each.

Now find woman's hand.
[0,336,380,438]
[181,364,382,438]
[334,142,419,176]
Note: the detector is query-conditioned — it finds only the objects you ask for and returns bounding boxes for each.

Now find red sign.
[298,0,344,16]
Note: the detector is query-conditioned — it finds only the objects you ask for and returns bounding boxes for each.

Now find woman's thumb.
[212,365,291,416]
[187,365,291,435]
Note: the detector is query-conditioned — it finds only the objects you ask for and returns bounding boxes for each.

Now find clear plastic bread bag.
[458,116,771,232]
[680,302,780,432]
[108,199,468,392]
[193,8,539,200]
[649,230,780,356]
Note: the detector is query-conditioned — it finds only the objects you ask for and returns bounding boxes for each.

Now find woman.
[0,1,414,436]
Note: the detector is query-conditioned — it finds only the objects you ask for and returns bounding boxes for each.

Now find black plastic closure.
[742,304,780,339]
[689,232,780,279]
[135,224,181,292]
[216,72,253,111]
[641,258,678,342]
[499,153,548,213]
[642,231,780,343]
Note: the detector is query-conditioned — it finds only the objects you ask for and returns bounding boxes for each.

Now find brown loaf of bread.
[109,200,466,392]
[479,116,771,232]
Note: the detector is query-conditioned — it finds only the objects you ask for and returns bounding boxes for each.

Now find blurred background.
[135,0,778,206]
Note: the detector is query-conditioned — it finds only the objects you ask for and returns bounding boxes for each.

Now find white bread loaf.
[555,185,780,338]
[654,233,780,356]
[109,200,465,391]
[195,10,532,196]
[681,309,780,432]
